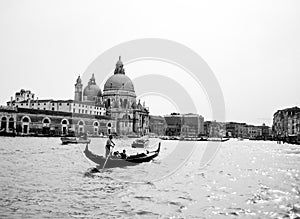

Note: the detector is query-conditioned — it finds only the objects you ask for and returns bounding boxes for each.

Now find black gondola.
[84,142,161,168]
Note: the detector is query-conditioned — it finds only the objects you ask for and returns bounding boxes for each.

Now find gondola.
[84,142,161,168]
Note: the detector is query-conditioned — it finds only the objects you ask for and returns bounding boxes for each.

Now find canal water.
[0,137,299,218]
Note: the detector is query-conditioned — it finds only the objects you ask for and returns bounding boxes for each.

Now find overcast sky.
[0,0,299,126]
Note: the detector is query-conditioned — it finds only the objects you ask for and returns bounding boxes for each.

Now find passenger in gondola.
[120,149,127,159]
[113,151,121,158]
[105,135,115,158]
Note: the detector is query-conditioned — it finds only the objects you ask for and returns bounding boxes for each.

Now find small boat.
[127,133,140,138]
[159,136,169,140]
[207,137,229,142]
[84,142,161,168]
[61,137,91,145]
[180,136,208,141]
[131,137,150,148]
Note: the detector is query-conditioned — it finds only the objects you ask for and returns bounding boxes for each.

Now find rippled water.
[0,137,299,218]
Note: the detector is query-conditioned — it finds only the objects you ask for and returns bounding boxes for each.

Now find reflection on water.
[0,137,299,218]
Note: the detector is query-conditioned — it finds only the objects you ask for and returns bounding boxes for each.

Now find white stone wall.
[72,103,106,115]
[9,100,106,116]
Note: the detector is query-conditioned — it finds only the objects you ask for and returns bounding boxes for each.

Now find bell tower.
[74,76,83,102]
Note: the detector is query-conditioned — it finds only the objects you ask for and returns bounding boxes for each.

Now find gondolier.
[105,135,115,158]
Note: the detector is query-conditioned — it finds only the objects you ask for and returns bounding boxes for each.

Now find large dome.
[103,74,135,92]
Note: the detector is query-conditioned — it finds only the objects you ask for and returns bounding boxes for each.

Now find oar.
[102,146,114,172]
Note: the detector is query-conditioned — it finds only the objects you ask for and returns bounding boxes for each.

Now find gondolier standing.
[105,135,115,158]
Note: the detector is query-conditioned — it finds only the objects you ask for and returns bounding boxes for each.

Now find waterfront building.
[204,120,226,138]
[149,115,167,136]
[164,113,182,136]
[0,57,149,137]
[273,106,300,143]
[246,125,262,139]
[257,123,272,140]
[181,113,204,137]
[226,122,247,138]
[1,102,115,137]
[237,123,248,138]
[163,113,204,137]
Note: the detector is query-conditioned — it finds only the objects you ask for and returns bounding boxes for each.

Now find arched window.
[61,119,69,135]
[78,120,84,134]
[78,121,84,126]
[61,119,68,125]
[22,117,30,123]
[43,118,50,124]
[22,116,30,134]
[1,117,7,131]
[9,118,14,130]
[93,121,99,136]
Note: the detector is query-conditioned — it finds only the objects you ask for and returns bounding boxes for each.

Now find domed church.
[74,57,149,136]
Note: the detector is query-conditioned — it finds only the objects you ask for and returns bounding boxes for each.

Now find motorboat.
[61,137,91,145]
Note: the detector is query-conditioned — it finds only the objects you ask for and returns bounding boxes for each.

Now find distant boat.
[159,136,169,140]
[61,137,91,145]
[127,133,139,138]
[180,136,208,141]
[84,142,161,168]
[131,137,149,148]
[238,137,244,141]
[207,137,229,142]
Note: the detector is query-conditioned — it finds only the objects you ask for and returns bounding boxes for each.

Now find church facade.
[0,57,149,137]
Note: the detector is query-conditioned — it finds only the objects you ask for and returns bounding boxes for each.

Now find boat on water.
[180,136,208,141]
[131,137,150,148]
[61,137,91,145]
[84,142,161,168]
[159,136,169,140]
[207,137,229,142]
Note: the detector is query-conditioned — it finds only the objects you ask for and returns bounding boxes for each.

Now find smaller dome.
[83,74,101,101]
[83,84,101,100]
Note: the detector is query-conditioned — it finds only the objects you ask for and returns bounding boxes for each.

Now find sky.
[0,0,299,126]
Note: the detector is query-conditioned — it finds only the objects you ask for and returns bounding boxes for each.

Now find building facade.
[273,106,300,143]
[1,57,149,137]
[204,120,226,137]
[149,115,167,136]
[181,113,204,137]
[164,113,182,136]
[164,113,204,137]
